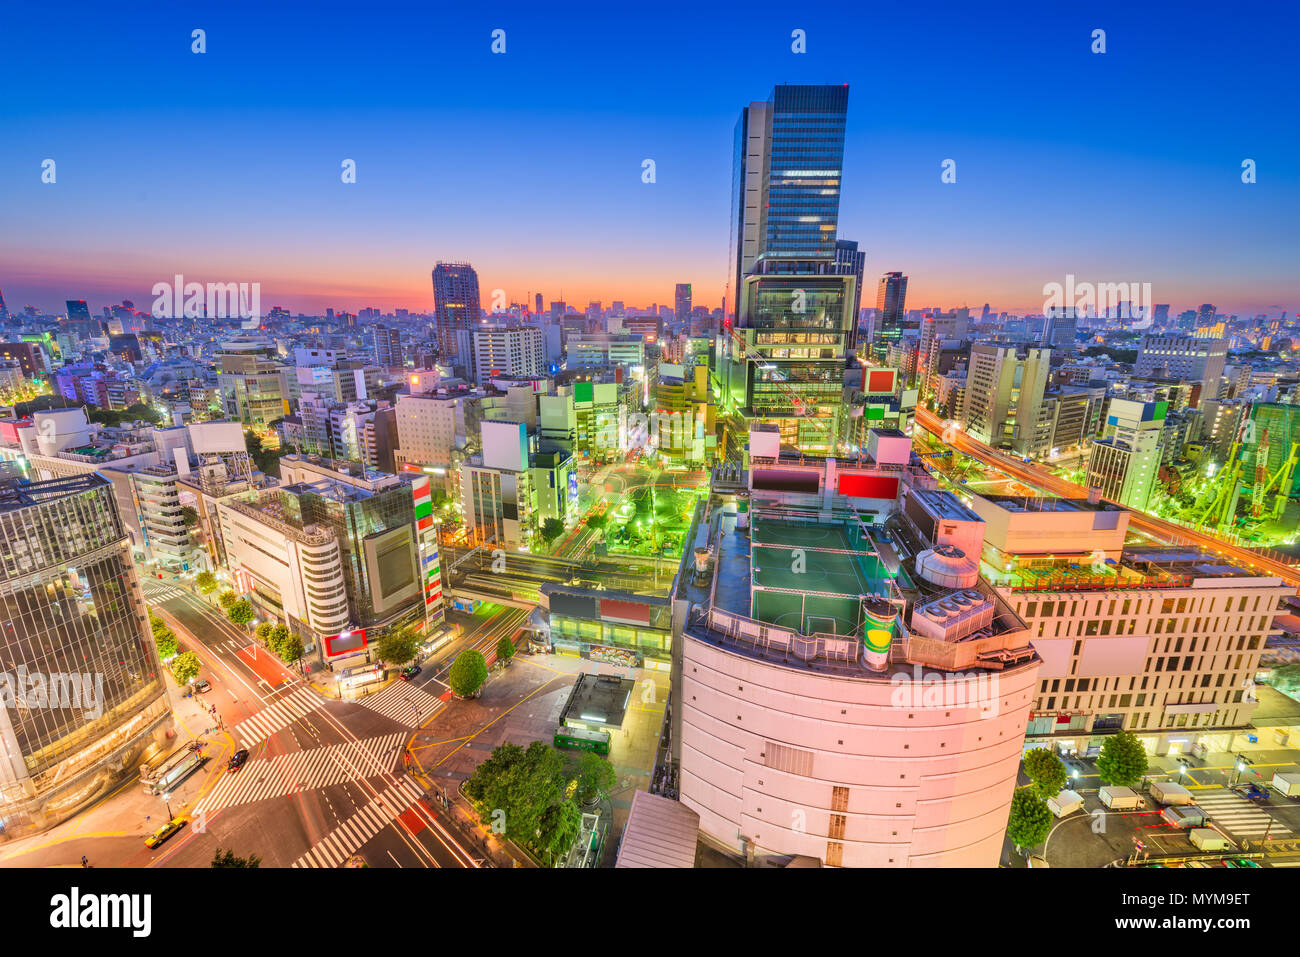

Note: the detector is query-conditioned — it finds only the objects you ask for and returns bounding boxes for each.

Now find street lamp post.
[162,793,174,819]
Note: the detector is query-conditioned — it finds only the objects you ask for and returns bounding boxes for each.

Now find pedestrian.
[81,855,87,867]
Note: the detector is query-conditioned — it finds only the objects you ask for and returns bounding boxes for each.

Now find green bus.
[554,727,611,755]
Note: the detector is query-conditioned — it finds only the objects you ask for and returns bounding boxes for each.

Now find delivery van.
[1099,785,1143,810]
[1047,790,1085,818]
[1149,781,1195,806]
[1189,828,1230,852]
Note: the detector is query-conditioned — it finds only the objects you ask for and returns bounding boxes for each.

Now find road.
[6,578,507,870]
[915,407,1300,590]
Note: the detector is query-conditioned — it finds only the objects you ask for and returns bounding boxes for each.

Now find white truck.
[1161,805,1207,828]
[1189,828,1231,852]
[1149,780,1195,806]
[1099,785,1143,810]
[1271,771,1300,798]
[1048,790,1085,818]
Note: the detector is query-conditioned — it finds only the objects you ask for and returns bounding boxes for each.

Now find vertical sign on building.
[411,475,445,631]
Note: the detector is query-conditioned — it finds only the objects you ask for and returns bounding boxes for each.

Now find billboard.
[188,420,246,455]
[837,473,900,500]
[324,628,368,658]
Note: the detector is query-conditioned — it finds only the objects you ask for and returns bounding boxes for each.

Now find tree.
[572,752,616,807]
[217,589,238,610]
[1006,787,1052,852]
[495,634,515,666]
[210,848,261,868]
[180,505,199,529]
[1023,747,1069,799]
[536,800,583,865]
[277,633,304,663]
[194,571,217,594]
[152,625,178,661]
[540,517,566,545]
[376,628,420,666]
[585,512,608,533]
[1096,730,1149,787]
[463,740,571,860]
[171,651,201,684]
[255,622,274,643]
[227,600,255,626]
[448,649,488,698]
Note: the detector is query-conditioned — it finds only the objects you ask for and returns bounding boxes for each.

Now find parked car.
[144,816,187,849]
[193,679,212,693]
[227,748,249,773]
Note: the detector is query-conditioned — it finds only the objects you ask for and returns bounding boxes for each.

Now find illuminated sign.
[324,628,367,658]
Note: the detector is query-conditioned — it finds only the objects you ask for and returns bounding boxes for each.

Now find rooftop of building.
[978,493,1124,514]
[558,673,634,730]
[0,473,109,511]
[676,495,1033,679]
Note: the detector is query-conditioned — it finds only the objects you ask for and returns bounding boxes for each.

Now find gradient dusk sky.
[2,0,1297,318]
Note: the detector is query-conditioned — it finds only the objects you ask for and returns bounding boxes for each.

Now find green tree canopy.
[1006,787,1052,852]
[572,752,617,806]
[1023,747,1069,799]
[585,512,608,531]
[463,740,577,862]
[171,651,201,684]
[217,589,238,609]
[448,649,488,697]
[540,517,565,544]
[495,634,516,665]
[210,848,261,868]
[180,505,199,528]
[194,571,217,594]
[1096,730,1149,787]
[376,628,420,666]
[276,633,304,663]
[255,622,274,643]
[227,600,255,626]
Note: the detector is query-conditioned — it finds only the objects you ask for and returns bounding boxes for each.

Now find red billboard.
[867,369,896,394]
[837,473,899,500]
[324,628,368,658]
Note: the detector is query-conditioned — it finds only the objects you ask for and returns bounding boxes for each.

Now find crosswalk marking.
[292,778,425,868]
[193,733,405,816]
[352,681,447,726]
[231,686,325,746]
[141,583,187,602]
[1193,789,1293,839]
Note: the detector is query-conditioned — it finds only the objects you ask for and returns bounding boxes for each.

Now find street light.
[162,792,174,819]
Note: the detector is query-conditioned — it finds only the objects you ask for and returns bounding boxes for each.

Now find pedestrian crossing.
[352,681,447,726]
[193,733,405,815]
[292,777,426,868]
[232,686,325,746]
[1195,788,1293,840]
[141,583,187,602]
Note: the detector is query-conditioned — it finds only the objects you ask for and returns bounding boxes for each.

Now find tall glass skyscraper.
[0,474,170,837]
[722,85,857,455]
[431,261,482,360]
[729,84,850,308]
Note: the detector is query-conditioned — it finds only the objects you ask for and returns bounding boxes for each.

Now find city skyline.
[2,1,1297,318]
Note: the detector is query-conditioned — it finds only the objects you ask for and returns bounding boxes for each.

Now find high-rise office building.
[961,344,1052,456]
[729,84,849,311]
[834,240,866,351]
[65,300,92,323]
[0,474,171,836]
[874,272,908,352]
[674,283,692,323]
[0,286,7,320]
[535,293,543,316]
[722,84,855,455]
[1135,334,1227,406]
[373,326,403,369]
[1086,398,1165,510]
[431,262,481,360]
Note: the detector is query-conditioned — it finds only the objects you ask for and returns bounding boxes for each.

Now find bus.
[553,727,611,755]
[141,745,207,795]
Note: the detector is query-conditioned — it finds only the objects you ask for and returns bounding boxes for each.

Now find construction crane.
[1256,439,1300,522]
[1251,428,1271,518]
[1195,418,1250,533]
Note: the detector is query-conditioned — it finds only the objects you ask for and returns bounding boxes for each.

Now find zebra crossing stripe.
[232,687,324,746]
[291,779,426,868]
[1191,790,1292,838]
[193,734,405,815]
[352,682,447,726]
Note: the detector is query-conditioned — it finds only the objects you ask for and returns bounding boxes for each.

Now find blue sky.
[1,0,1297,317]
